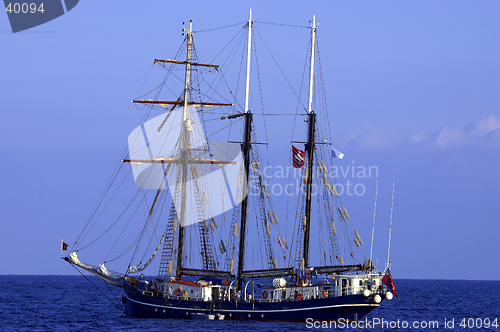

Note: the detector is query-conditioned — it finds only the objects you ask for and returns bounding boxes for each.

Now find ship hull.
[123,283,380,321]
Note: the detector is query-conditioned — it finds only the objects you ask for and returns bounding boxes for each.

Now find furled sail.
[66,251,124,287]
[128,231,167,274]
[127,106,247,227]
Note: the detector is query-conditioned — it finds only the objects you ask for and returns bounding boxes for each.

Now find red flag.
[62,242,69,251]
[382,268,397,297]
[292,145,305,168]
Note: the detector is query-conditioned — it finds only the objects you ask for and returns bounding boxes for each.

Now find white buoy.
[363,289,372,297]
[273,278,287,288]
[385,291,393,300]
[373,294,382,304]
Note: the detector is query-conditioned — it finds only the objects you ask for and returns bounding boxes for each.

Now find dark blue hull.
[123,283,380,321]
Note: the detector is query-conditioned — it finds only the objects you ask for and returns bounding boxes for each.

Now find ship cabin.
[249,274,386,303]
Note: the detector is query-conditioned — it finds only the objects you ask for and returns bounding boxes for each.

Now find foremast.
[175,20,194,280]
[128,21,232,281]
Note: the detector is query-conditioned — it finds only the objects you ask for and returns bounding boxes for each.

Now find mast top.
[183,20,193,35]
[307,15,318,115]
[244,9,252,114]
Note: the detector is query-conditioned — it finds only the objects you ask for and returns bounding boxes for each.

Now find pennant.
[62,242,69,251]
[331,147,344,159]
[382,268,397,297]
[292,145,306,168]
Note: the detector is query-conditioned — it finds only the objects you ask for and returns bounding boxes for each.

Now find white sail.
[127,106,247,227]
[127,107,183,190]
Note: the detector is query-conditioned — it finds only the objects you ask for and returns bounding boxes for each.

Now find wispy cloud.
[410,114,500,149]
[472,115,500,136]
[435,127,465,148]
[340,115,500,151]
[408,133,430,144]
[343,126,398,150]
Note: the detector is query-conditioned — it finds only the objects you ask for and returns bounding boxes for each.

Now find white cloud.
[409,114,500,149]
[409,133,429,144]
[344,126,398,150]
[342,115,500,151]
[435,127,465,148]
[472,115,500,136]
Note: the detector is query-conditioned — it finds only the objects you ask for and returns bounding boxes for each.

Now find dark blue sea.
[0,276,498,331]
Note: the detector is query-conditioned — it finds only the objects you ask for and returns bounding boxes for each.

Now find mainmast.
[236,9,253,292]
[303,15,317,269]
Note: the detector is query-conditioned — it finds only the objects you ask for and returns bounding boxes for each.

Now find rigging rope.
[253,27,308,113]
[69,263,124,314]
[194,21,246,33]
[77,168,135,251]
[253,21,309,29]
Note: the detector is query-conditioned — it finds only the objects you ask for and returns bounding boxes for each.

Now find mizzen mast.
[302,15,318,269]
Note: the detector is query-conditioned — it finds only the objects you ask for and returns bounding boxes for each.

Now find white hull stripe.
[125,296,379,313]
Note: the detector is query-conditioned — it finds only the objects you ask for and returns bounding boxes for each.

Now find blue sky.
[1,1,498,279]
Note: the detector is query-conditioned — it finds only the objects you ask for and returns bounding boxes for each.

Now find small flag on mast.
[331,147,344,159]
[292,145,305,168]
[62,241,69,251]
[382,268,397,297]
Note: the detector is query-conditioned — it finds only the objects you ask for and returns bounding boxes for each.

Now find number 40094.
[6,3,45,14]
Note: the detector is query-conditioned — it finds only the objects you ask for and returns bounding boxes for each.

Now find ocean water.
[0,276,498,331]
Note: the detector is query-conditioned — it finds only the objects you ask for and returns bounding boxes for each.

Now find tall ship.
[63,11,397,321]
